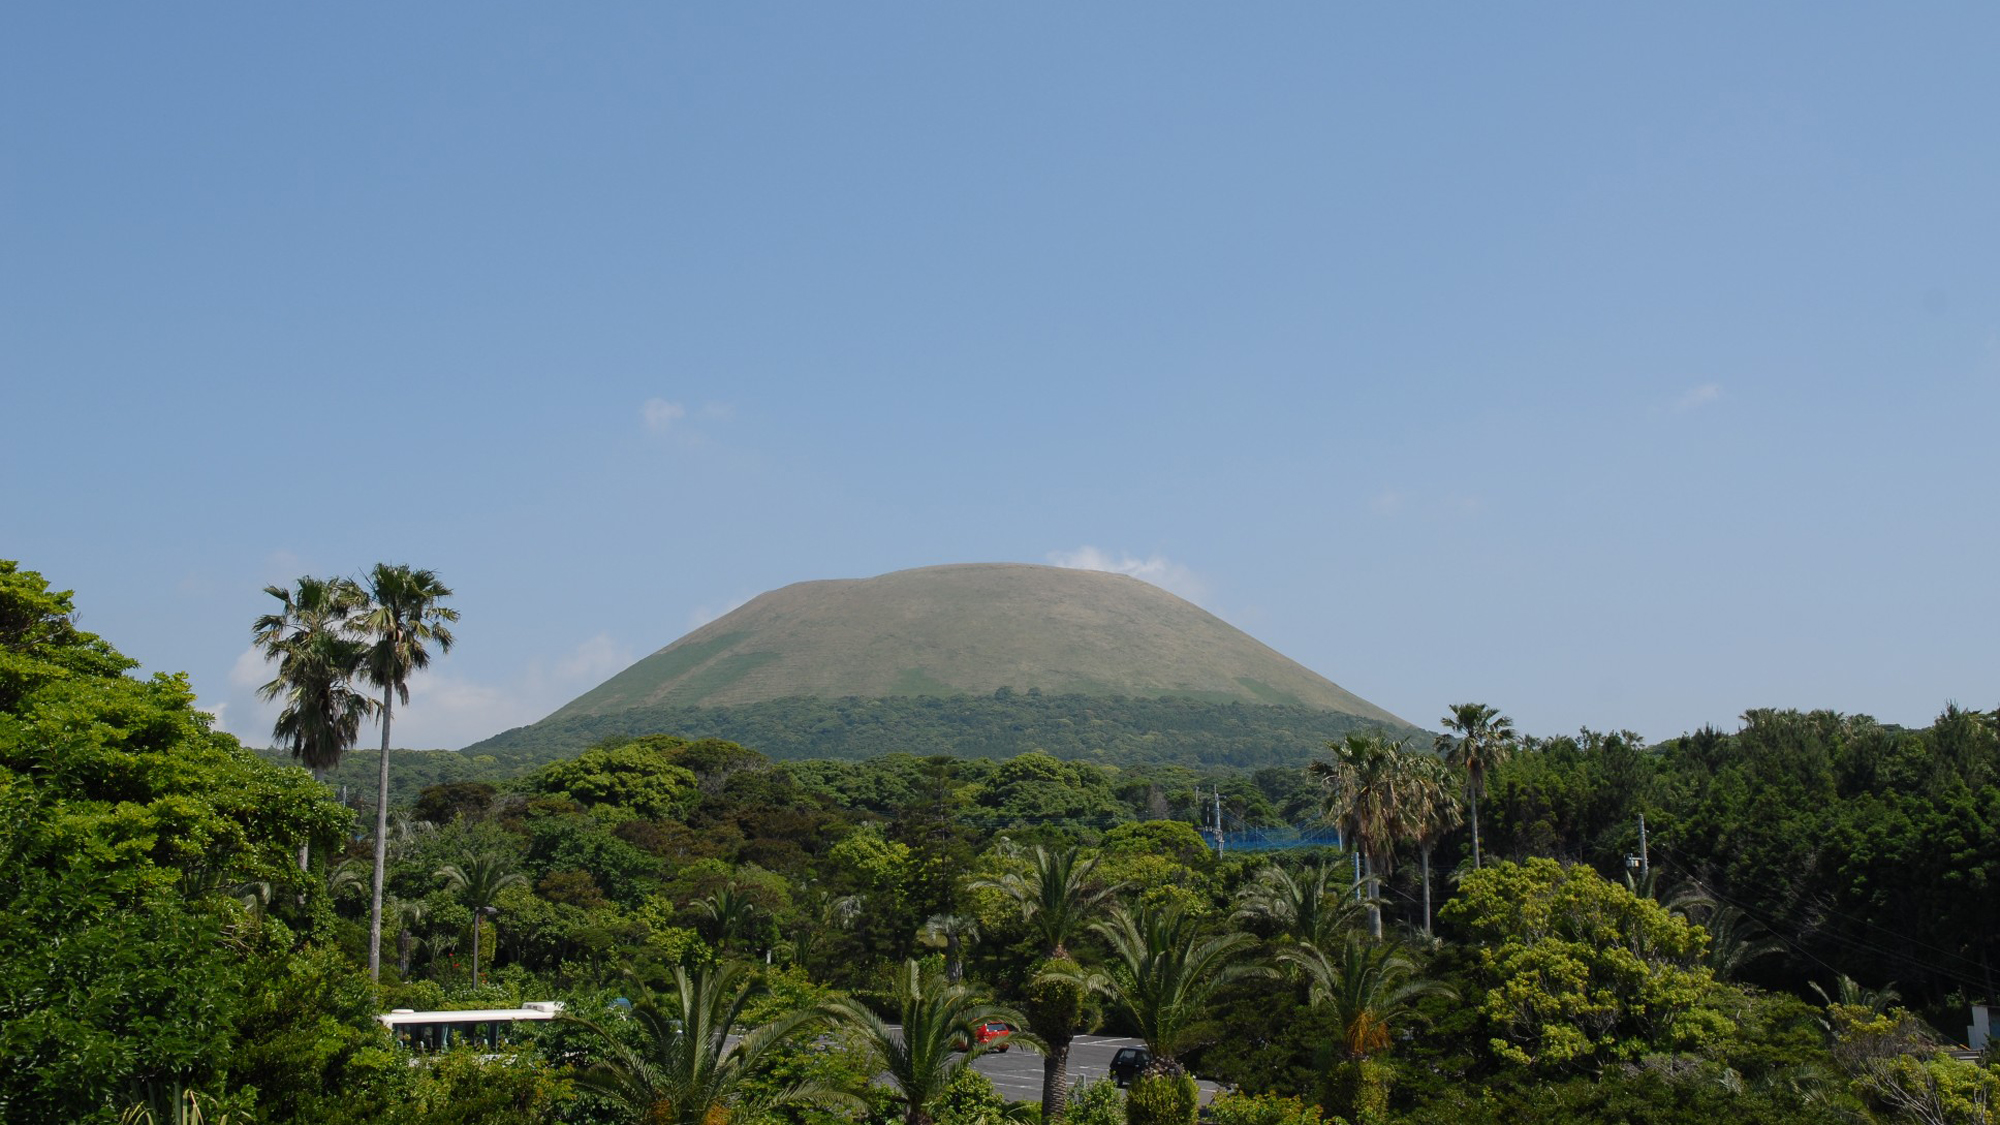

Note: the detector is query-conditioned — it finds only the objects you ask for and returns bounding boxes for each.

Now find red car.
[972,1021,1013,1052]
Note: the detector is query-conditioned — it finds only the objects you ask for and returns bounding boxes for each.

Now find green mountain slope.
[468,564,1413,763]
[549,562,1405,722]
[465,692,1414,766]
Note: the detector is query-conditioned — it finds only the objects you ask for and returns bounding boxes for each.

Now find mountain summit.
[544,563,1405,725]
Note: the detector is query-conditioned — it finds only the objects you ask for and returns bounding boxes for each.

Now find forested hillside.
[463,691,1417,768]
[11,557,2000,1125]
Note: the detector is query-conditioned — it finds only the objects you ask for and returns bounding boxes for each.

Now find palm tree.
[1232,860,1369,949]
[688,881,766,956]
[1436,703,1515,870]
[1279,936,1451,1121]
[1092,902,1261,1065]
[1280,936,1450,1059]
[1022,957,1103,1125]
[1399,755,1462,936]
[382,894,427,977]
[253,576,372,774]
[830,960,1037,1125]
[791,887,862,972]
[352,563,458,981]
[324,858,369,903]
[436,851,527,988]
[386,810,437,858]
[252,576,372,870]
[920,913,980,983]
[970,845,1120,959]
[1309,734,1417,939]
[1809,974,1902,1037]
[1693,903,1784,980]
[567,962,839,1125]
[117,1085,238,1125]
[230,879,273,921]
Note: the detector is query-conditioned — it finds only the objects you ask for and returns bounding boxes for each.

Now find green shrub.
[936,1066,1010,1125]
[1207,1090,1342,1125]
[1125,1065,1197,1125]
[1319,1060,1388,1125]
[1067,1080,1124,1125]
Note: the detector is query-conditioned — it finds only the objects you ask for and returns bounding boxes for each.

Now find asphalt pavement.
[965,1034,1223,1105]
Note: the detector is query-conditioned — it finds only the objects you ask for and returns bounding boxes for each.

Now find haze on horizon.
[4,6,1996,751]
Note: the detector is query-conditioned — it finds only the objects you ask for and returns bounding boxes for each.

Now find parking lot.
[964,1034,1223,1105]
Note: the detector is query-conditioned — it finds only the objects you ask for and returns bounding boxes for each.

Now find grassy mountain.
[468,563,1414,764]
[552,563,1402,718]
[464,692,1415,767]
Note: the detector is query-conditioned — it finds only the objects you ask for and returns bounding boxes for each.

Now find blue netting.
[1200,825,1345,852]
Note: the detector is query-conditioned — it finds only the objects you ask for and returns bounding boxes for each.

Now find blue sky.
[6,6,1997,749]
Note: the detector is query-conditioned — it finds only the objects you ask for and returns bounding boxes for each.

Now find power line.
[1651,844,1994,997]
[1650,842,1993,976]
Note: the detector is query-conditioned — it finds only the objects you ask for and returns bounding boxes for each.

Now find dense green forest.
[464,692,1418,768]
[8,558,2000,1125]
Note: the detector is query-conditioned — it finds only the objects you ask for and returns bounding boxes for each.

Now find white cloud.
[1046,546,1209,604]
[260,549,305,586]
[209,648,284,745]
[550,633,632,684]
[211,632,644,752]
[689,595,750,630]
[389,631,645,747]
[390,672,536,748]
[229,644,271,689]
[642,398,688,432]
[642,399,737,452]
[1673,383,1723,412]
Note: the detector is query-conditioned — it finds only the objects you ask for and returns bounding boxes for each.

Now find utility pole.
[1638,812,1650,878]
[1213,787,1226,855]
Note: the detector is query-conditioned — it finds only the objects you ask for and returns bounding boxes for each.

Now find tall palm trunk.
[297,767,320,876]
[1040,1036,1073,1124]
[1420,845,1434,936]
[296,768,313,908]
[1468,779,1483,870]
[473,909,486,989]
[1364,855,1382,940]
[369,683,393,980]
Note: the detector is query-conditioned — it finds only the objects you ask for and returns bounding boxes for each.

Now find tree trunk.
[369,683,393,981]
[945,933,963,983]
[1364,854,1382,941]
[472,910,483,989]
[1041,1036,1073,1124]
[297,768,313,906]
[1469,783,1483,870]
[1421,845,1433,936]
[1323,1058,1391,1123]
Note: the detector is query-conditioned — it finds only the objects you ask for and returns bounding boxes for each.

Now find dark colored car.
[1109,1046,1151,1086]
[973,1021,1013,1051]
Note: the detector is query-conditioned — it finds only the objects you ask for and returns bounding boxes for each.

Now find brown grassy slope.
[547,563,1407,726]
